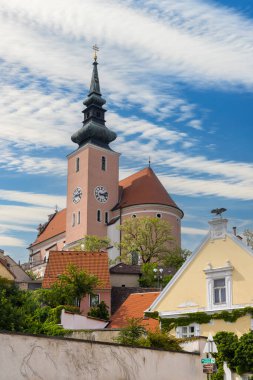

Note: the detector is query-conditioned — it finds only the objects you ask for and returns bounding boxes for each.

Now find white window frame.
[90,294,100,308]
[176,323,200,338]
[204,264,233,310]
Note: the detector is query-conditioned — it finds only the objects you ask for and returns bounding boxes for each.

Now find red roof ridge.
[116,167,183,214]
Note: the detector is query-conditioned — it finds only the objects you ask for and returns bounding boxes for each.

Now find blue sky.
[0,0,253,263]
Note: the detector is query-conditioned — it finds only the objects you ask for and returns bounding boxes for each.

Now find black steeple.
[71,50,117,149]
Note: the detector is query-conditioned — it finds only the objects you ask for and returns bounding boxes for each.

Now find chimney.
[232,226,237,236]
[209,218,228,240]
[0,249,4,258]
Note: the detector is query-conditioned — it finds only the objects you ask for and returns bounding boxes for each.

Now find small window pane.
[78,211,80,224]
[221,288,226,303]
[97,210,101,222]
[102,156,106,171]
[90,294,99,307]
[214,278,225,287]
[105,212,108,224]
[76,157,80,172]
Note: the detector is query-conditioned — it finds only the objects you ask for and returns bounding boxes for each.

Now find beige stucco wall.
[155,235,253,312]
[110,273,140,287]
[0,264,14,280]
[0,332,205,380]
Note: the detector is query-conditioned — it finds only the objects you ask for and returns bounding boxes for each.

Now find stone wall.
[0,332,205,380]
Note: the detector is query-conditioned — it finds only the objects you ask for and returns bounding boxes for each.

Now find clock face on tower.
[72,187,82,204]
[94,186,108,203]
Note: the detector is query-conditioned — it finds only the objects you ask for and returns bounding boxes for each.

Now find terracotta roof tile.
[42,251,111,289]
[116,167,183,214]
[31,209,66,246]
[109,292,160,331]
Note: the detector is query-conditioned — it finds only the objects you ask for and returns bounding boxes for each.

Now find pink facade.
[66,144,120,244]
[80,289,111,316]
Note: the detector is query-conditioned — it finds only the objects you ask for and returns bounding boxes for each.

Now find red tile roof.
[116,167,183,214]
[42,251,111,289]
[109,292,160,331]
[31,209,66,246]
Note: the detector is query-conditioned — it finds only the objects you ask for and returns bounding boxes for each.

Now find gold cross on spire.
[92,44,99,61]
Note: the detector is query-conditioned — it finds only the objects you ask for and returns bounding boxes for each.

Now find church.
[28,52,184,278]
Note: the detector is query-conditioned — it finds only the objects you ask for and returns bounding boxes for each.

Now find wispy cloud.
[0,189,66,208]
[0,236,26,247]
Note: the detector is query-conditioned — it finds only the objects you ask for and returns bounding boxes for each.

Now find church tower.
[66,52,120,245]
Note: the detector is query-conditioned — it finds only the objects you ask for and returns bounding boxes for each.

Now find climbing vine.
[145,307,253,332]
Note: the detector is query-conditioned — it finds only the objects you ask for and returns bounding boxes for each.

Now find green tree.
[243,229,253,249]
[146,329,182,351]
[88,301,109,320]
[119,217,174,264]
[115,318,147,346]
[56,264,99,306]
[234,331,253,375]
[162,247,191,271]
[73,235,111,252]
[139,263,157,287]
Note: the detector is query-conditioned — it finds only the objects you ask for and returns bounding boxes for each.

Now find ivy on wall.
[145,307,253,331]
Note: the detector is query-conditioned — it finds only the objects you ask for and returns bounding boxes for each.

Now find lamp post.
[153,268,163,289]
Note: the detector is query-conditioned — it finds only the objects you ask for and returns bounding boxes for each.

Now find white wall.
[61,309,108,330]
[107,219,120,261]
[0,332,206,380]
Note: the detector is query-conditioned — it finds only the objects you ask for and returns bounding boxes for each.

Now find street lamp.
[153,268,164,289]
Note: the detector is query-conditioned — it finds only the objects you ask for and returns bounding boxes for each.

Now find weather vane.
[211,208,227,218]
[92,44,99,61]
[148,156,151,168]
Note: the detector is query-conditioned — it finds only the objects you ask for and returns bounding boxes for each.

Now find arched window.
[72,213,75,227]
[97,210,101,222]
[76,157,80,172]
[105,212,108,224]
[101,156,106,171]
[78,211,81,224]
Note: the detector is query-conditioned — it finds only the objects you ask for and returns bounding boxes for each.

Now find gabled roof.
[109,292,160,331]
[42,251,111,289]
[4,255,31,282]
[31,209,66,247]
[110,263,142,275]
[0,257,16,279]
[148,231,253,313]
[115,167,183,216]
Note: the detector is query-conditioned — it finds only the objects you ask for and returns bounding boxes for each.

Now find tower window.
[97,210,101,222]
[76,157,80,172]
[78,211,81,224]
[132,214,137,218]
[101,156,106,171]
[72,213,75,227]
[156,213,161,218]
[96,111,101,118]
[105,212,108,224]
[86,112,90,119]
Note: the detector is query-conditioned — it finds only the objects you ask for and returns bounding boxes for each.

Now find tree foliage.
[212,331,253,378]
[243,229,253,249]
[88,301,109,320]
[119,217,174,264]
[115,318,182,351]
[162,247,191,270]
[55,264,99,305]
[73,235,111,252]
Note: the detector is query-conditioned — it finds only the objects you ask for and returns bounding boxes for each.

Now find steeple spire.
[89,45,101,95]
[71,48,117,149]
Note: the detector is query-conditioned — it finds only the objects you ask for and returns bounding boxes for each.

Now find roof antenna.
[55,204,59,213]
[148,156,151,168]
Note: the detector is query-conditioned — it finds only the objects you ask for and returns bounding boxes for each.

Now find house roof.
[0,257,16,279]
[115,167,183,215]
[31,209,66,247]
[110,263,142,275]
[4,255,31,282]
[147,229,253,314]
[109,292,160,331]
[42,251,111,289]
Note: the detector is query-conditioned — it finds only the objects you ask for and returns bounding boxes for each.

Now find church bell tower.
[66,49,120,245]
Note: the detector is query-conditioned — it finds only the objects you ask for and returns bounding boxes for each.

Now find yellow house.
[147,218,253,338]
[0,250,15,281]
